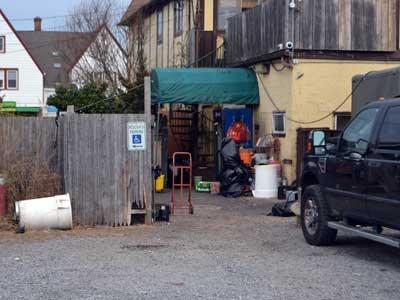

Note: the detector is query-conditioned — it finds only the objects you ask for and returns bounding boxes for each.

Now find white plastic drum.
[252,165,280,199]
[16,194,73,230]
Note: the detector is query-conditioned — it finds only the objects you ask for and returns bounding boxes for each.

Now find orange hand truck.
[171,152,194,215]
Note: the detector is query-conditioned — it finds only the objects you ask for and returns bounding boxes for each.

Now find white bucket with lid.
[252,164,280,199]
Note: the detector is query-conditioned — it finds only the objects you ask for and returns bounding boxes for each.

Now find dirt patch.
[0,217,15,232]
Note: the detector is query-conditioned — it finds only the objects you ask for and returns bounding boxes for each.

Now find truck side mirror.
[313,131,326,147]
[309,130,326,155]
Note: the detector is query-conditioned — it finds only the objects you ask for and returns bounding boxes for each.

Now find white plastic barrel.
[252,164,280,199]
[15,194,73,230]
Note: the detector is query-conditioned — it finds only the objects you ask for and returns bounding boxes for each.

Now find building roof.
[0,9,45,75]
[17,31,96,89]
[120,0,162,25]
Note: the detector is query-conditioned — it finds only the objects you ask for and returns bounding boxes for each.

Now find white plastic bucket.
[252,164,280,199]
[16,194,73,230]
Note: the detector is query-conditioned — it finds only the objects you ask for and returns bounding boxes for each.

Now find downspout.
[41,73,45,116]
[289,0,296,62]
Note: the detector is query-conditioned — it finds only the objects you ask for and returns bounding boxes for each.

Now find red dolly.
[171,152,194,215]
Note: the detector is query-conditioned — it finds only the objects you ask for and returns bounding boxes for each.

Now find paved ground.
[1,193,400,300]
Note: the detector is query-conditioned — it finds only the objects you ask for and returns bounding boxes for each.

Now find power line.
[0,9,129,37]
[3,12,190,55]
[256,71,373,125]
[3,6,128,22]
[73,41,222,113]
[74,83,145,113]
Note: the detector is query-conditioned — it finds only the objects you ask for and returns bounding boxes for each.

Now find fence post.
[64,105,75,222]
[144,77,153,225]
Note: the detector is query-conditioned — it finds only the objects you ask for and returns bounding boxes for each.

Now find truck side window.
[378,105,400,150]
[339,108,379,153]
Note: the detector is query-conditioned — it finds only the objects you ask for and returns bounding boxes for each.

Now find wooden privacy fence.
[0,80,153,226]
[0,117,61,173]
[62,113,152,226]
[0,113,152,226]
[226,0,398,65]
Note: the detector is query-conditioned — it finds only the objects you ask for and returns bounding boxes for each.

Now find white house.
[0,9,44,113]
[17,18,127,109]
[70,26,127,91]
[0,10,127,115]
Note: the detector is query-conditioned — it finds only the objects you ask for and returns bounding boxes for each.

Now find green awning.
[151,68,259,105]
[0,102,40,113]
[16,107,40,113]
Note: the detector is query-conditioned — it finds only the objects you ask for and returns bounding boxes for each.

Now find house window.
[157,9,163,44]
[0,36,5,53]
[0,70,4,89]
[334,112,352,131]
[7,70,18,89]
[174,0,184,35]
[272,112,286,135]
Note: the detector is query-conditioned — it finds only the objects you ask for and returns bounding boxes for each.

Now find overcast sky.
[1,0,131,30]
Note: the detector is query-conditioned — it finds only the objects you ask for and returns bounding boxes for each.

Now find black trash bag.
[220,138,241,169]
[270,202,295,217]
[221,182,244,198]
[220,165,252,198]
[219,138,254,198]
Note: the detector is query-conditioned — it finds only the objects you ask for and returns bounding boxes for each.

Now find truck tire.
[301,185,337,246]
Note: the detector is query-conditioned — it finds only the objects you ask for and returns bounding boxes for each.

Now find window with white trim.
[174,0,183,35]
[7,70,18,89]
[0,70,4,89]
[0,36,5,53]
[272,112,286,135]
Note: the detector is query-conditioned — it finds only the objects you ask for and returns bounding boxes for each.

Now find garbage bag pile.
[220,138,252,198]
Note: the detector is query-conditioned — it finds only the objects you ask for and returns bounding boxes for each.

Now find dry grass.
[0,119,62,226]
[4,160,61,215]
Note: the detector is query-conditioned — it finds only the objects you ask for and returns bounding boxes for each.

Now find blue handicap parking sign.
[127,122,146,151]
[132,134,142,144]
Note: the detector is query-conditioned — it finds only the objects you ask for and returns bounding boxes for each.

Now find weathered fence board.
[0,111,152,227]
[62,113,151,226]
[0,117,61,173]
[226,0,399,66]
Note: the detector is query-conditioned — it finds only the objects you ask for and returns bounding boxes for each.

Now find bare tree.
[118,10,148,113]
[61,0,128,92]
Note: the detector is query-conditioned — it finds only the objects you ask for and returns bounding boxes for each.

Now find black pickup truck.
[300,99,400,248]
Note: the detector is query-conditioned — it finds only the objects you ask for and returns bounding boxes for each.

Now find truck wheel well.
[302,173,318,189]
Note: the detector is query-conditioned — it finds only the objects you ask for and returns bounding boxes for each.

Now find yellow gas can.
[155,175,165,193]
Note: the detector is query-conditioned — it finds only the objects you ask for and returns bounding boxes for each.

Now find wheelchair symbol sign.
[127,122,146,151]
[132,134,142,144]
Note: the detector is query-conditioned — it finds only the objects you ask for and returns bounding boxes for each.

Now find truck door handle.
[344,152,363,162]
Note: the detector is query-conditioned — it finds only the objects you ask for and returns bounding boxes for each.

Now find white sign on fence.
[127,122,146,151]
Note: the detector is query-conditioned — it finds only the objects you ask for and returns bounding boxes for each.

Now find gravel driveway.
[1,193,400,300]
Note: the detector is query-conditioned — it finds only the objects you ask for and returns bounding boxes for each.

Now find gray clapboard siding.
[0,112,152,227]
[226,0,398,66]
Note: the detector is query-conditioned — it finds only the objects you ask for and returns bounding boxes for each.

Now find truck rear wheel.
[301,185,337,246]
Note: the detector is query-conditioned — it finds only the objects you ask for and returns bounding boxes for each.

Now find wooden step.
[130,209,146,215]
